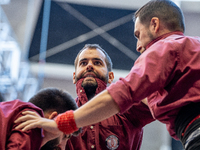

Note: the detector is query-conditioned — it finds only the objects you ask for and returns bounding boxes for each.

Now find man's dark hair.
[74,44,113,72]
[134,0,185,33]
[29,87,78,114]
[29,87,81,150]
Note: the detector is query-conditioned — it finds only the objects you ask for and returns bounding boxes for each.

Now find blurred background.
[0,0,200,149]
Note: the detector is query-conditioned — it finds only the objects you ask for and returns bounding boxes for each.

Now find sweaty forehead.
[78,48,106,61]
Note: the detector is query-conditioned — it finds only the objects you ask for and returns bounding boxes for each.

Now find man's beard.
[82,79,98,95]
[147,29,154,42]
[75,71,109,99]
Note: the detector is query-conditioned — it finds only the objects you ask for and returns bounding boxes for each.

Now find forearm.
[74,90,120,128]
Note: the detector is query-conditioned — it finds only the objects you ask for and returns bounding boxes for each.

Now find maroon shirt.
[107,31,200,139]
[66,78,154,150]
[0,99,44,150]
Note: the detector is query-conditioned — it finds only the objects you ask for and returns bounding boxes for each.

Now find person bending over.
[15,0,200,149]
[0,87,80,150]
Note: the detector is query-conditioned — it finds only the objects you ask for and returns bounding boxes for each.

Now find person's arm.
[15,90,120,135]
[74,90,120,127]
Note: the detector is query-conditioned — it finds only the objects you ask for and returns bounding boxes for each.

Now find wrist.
[55,110,78,134]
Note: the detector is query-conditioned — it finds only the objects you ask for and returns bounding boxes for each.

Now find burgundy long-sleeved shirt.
[66,78,154,150]
[0,99,44,150]
[107,31,200,139]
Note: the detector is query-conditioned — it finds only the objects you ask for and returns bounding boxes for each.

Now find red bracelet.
[55,110,78,135]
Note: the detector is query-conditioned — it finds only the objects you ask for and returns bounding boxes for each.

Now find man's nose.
[86,62,94,70]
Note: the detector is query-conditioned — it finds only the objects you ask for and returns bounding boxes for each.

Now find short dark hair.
[30,88,81,149]
[74,44,113,72]
[29,87,78,114]
[134,0,185,32]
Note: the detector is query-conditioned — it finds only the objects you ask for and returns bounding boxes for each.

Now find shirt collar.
[146,31,184,49]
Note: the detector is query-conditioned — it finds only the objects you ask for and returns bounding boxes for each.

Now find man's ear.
[108,72,114,84]
[73,72,76,84]
[149,17,160,33]
[48,111,58,119]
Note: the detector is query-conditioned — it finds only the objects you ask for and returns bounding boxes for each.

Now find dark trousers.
[175,102,200,150]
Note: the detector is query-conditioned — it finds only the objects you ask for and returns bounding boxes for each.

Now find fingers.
[22,110,40,117]
[15,111,39,123]
[15,110,60,136]
[15,119,40,131]
[14,111,42,131]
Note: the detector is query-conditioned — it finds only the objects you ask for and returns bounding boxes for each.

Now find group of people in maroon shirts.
[1,0,200,150]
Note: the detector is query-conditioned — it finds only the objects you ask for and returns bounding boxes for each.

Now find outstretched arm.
[15,90,120,135]
[74,91,148,128]
[74,90,120,128]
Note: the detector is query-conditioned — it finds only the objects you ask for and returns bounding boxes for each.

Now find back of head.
[134,0,185,33]
[31,88,81,149]
[29,87,78,114]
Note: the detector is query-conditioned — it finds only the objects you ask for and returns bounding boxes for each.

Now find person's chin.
[82,78,97,87]
[83,77,96,82]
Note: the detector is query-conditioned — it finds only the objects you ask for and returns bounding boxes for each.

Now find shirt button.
[91,145,95,149]
[90,126,93,129]
[80,90,82,92]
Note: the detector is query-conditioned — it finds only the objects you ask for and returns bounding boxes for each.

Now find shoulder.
[0,99,44,117]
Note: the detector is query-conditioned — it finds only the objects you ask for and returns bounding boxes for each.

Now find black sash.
[175,102,200,150]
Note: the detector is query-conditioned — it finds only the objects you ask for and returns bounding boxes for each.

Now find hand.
[15,111,62,146]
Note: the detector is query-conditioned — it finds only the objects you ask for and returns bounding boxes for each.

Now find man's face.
[134,17,154,53]
[73,48,109,86]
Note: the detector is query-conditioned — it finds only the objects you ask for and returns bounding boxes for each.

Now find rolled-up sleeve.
[107,40,178,113]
